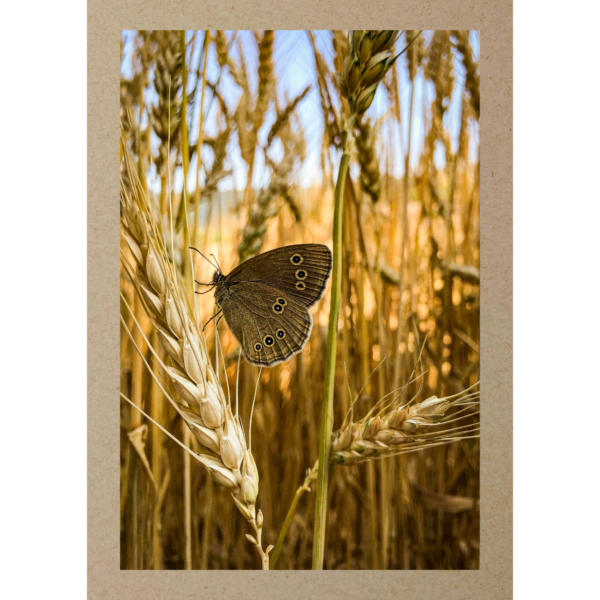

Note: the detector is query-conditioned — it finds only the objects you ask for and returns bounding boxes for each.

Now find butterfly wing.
[226,244,332,307]
[219,282,313,367]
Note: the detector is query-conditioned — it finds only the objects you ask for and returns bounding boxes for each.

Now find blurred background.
[120,30,480,570]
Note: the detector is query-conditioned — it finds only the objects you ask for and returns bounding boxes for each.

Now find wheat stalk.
[119,150,272,569]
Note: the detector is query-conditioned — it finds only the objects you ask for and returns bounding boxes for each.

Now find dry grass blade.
[411,483,479,514]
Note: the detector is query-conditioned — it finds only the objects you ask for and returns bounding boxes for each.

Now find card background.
[89,2,512,597]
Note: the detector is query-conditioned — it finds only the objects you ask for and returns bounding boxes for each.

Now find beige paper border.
[89,3,512,597]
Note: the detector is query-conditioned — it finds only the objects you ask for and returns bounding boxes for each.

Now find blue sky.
[121,31,479,194]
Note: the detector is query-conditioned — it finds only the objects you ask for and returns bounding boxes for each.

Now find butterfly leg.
[202,309,223,332]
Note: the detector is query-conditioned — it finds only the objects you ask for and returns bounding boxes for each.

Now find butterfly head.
[211,269,226,286]
[190,247,227,298]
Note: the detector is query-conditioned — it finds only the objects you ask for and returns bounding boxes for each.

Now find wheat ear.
[120,150,271,568]
[330,382,480,464]
[451,30,480,119]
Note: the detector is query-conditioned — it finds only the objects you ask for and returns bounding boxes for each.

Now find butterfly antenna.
[189,246,220,271]
[210,253,222,273]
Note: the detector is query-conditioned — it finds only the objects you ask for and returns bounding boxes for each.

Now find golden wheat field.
[119,30,480,570]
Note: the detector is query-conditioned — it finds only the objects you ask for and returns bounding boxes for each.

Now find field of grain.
[120,30,480,570]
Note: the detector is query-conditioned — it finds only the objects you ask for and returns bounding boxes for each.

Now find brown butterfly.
[193,244,332,367]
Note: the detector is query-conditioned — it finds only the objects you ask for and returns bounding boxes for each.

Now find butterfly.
[193,244,332,367]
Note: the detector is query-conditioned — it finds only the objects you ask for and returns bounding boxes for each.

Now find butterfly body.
[210,244,332,367]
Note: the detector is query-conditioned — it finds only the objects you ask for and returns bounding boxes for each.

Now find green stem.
[271,462,318,569]
[271,492,301,568]
[312,141,350,570]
